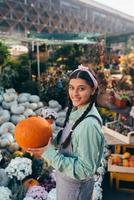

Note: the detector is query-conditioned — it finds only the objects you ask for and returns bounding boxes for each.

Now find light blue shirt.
[43,104,104,180]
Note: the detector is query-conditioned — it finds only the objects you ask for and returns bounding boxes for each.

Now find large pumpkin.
[14,116,52,148]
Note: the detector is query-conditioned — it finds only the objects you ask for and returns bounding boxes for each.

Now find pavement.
[102,173,134,200]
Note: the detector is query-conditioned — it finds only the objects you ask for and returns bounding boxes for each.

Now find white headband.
[71,64,98,89]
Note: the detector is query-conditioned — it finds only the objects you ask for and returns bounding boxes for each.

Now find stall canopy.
[27,32,101,45]
[103,31,134,45]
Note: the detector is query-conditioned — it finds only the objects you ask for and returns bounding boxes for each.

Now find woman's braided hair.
[57,69,98,148]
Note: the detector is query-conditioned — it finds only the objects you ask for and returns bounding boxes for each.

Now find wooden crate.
[103,121,134,144]
[108,154,134,173]
[108,155,134,192]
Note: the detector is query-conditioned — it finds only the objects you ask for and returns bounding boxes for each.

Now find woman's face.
[69,78,94,108]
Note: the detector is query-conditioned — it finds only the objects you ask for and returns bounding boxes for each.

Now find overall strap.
[84,114,102,127]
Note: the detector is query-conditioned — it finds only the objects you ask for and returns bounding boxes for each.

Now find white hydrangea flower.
[0,186,12,200]
[5,157,32,180]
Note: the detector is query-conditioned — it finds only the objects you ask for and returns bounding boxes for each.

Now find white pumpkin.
[5,88,16,94]
[35,108,43,116]
[0,122,15,135]
[8,142,20,153]
[10,114,25,125]
[29,95,40,103]
[37,101,44,108]
[17,94,29,103]
[0,138,10,147]
[24,109,35,118]
[10,104,25,114]
[29,103,38,110]
[49,100,59,108]
[3,93,17,102]
[20,93,31,98]
[1,133,14,144]
[2,100,17,110]
[0,110,10,125]
[20,102,30,109]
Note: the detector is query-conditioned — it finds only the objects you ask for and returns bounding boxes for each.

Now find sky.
[83,0,134,17]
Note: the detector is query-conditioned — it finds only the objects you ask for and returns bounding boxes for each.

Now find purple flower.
[26,186,48,200]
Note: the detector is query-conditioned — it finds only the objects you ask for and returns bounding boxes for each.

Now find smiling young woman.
[42,65,104,200]
[69,78,94,108]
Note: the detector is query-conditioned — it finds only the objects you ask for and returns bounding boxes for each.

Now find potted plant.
[114,91,130,108]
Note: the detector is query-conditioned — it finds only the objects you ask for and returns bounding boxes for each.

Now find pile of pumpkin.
[0,88,66,152]
[111,152,134,167]
[0,88,43,150]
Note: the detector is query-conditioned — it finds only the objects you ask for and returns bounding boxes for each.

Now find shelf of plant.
[103,121,134,144]
[108,104,131,115]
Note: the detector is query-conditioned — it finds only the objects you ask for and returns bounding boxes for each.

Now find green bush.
[39,79,68,108]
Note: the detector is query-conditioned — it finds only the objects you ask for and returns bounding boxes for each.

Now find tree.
[47,44,84,70]
[0,41,9,66]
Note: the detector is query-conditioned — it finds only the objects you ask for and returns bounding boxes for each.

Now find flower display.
[0,186,12,200]
[5,157,32,180]
[25,186,48,200]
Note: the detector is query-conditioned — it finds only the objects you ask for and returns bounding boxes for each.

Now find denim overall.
[56,120,95,200]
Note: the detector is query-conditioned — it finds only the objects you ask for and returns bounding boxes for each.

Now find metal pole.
[36,42,40,81]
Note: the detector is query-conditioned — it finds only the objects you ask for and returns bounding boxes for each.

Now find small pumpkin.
[14,116,52,148]
[23,178,39,189]
[13,150,24,157]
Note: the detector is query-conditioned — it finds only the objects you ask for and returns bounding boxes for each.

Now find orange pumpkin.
[14,116,52,148]
[23,178,39,189]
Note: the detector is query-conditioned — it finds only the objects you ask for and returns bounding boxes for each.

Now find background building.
[0,0,134,38]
